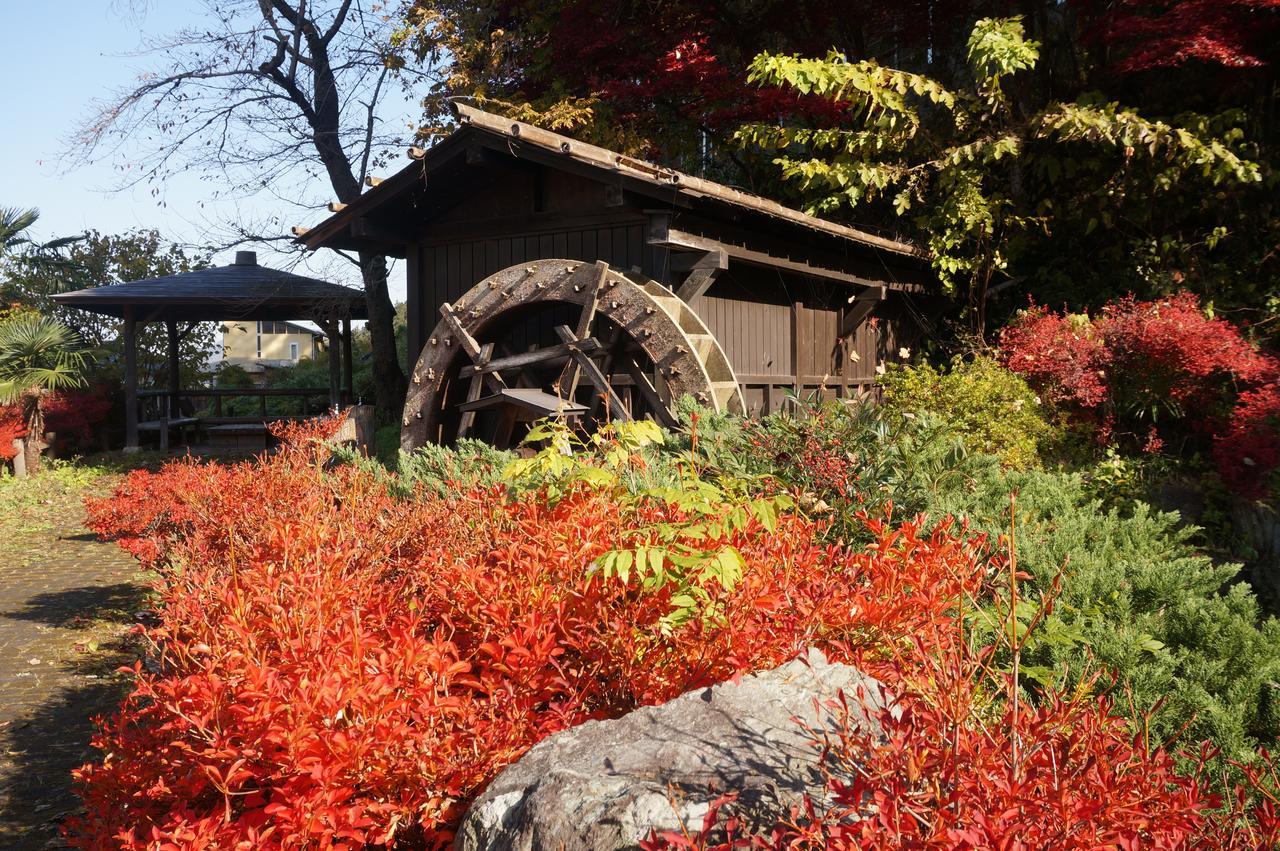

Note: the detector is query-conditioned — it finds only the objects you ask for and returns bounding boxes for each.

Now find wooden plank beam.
[461,338,601,377]
[839,285,887,337]
[672,249,727,302]
[440,303,507,394]
[457,342,494,438]
[557,260,610,397]
[647,216,899,290]
[554,325,630,422]
[670,249,728,274]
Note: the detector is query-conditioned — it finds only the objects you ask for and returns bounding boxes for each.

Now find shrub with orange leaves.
[643,569,1280,851]
[644,678,1230,850]
[0,405,24,461]
[70,419,993,849]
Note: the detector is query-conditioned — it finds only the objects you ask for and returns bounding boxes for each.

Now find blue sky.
[1,2,417,300]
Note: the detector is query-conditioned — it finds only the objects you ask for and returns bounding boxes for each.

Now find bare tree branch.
[69,0,432,413]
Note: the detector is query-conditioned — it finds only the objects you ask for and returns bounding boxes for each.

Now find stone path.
[0,475,148,849]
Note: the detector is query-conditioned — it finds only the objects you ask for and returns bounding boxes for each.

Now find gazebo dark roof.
[53,251,368,322]
[51,250,365,451]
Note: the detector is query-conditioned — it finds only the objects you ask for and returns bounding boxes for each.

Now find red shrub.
[646,680,1220,849]
[1000,293,1280,493]
[1098,293,1276,419]
[1215,382,1280,499]
[70,426,992,849]
[0,406,24,461]
[45,387,113,452]
[998,304,1110,412]
[644,635,1280,850]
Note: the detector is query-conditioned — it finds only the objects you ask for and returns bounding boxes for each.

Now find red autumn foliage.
[1091,0,1280,72]
[71,421,991,849]
[1000,292,1280,491]
[72,419,1280,848]
[643,663,1280,850]
[0,405,25,461]
[44,387,114,452]
[997,304,1110,412]
[1098,293,1276,410]
[1215,382,1280,498]
[0,387,113,461]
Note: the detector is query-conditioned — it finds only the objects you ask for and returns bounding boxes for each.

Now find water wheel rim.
[401,259,743,450]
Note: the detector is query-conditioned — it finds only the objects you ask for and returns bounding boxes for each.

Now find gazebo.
[53,251,368,451]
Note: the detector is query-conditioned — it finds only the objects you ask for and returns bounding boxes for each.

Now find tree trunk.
[22,394,45,474]
[359,251,407,417]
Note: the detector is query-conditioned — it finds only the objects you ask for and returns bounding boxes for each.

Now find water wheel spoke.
[555,325,630,421]
[457,342,495,438]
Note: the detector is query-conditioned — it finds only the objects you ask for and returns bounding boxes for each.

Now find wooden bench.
[136,417,201,450]
[206,422,271,451]
[203,416,316,452]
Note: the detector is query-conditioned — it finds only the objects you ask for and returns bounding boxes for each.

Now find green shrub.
[395,439,515,498]
[701,397,980,543]
[928,461,1280,776]
[372,424,400,465]
[878,356,1057,470]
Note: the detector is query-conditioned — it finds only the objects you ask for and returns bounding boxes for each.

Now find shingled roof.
[298,103,924,264]
[53,251,368,323]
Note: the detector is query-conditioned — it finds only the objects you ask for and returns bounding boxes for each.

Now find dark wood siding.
[401,162,933,419]
[410,220,648,361]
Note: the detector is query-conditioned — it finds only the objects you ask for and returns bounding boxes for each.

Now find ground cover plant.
[71,418,992,848]
[71,411,1280,849]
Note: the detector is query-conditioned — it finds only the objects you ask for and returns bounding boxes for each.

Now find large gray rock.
[456,648,889,851]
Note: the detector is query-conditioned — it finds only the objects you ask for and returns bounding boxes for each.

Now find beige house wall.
[221,321,322,364]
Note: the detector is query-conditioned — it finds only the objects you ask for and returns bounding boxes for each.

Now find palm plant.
[0,207,83,300]
[0,314,89,473]
[0,207,40,253]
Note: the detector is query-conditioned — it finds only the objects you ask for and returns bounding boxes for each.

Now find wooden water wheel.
[401,259,744,450]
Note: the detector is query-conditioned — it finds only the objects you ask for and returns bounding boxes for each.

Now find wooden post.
[162,320,179,451]
[327,324,341,411]
[123,306,139,452]
[457,343,494,439]
[791,300,804,406]
[165,320,181,417]
[341,317,354,405]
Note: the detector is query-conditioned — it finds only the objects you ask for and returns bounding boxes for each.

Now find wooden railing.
[137,387,333,426]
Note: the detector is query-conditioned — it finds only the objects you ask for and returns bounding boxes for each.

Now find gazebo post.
[327,323,341,411]
[164,320,181,451]
[341,317,354,405]
[123,306,139,453]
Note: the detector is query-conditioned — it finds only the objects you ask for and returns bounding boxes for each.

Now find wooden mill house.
[300,104,938,449]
